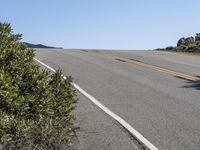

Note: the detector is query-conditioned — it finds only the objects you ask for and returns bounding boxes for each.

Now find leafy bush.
[177,37,185,47]
[157,34,200,53]
[166,46,174,51]
[0,22,77,150]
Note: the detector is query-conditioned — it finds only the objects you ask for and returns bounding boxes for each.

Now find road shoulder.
[74,93,139,150]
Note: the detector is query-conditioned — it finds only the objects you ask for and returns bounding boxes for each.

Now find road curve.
[36,49,200,150]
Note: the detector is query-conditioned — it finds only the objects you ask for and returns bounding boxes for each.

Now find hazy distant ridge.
[24,42,63,49]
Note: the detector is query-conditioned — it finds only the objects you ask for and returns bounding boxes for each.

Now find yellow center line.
[93,51,200,82]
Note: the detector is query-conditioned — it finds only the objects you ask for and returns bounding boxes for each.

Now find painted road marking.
[34,58,159,150]
[93,52,200,82]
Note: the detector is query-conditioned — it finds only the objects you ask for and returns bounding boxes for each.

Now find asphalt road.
[36,49,200,150]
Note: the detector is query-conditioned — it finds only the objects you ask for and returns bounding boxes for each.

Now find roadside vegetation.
[0,22,77,150]
[156,33,200,53]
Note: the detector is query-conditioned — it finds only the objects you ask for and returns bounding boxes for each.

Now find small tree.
[0,22,77,150]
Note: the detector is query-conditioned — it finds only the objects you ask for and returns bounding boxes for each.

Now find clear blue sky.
[1,0,200,49]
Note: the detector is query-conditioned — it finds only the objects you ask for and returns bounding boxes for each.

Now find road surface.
[36,49,200,150]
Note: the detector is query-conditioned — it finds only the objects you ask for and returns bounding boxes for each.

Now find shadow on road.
[182,76,200,90]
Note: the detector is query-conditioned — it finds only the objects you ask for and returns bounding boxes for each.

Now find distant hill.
[24,42,63,49]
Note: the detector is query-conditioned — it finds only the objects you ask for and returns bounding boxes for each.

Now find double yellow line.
[94,51,200,82]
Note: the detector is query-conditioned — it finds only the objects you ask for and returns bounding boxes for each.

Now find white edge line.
[34,58,159,150]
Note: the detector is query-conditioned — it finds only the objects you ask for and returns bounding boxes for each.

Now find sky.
[1,0,200,49]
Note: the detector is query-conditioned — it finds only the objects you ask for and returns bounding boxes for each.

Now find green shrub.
[157,34,200,53]
[177,37,185,47]
[166,46,174,51]
[0,22,77,150]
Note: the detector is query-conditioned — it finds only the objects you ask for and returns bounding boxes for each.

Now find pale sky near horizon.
[1,0,200,49]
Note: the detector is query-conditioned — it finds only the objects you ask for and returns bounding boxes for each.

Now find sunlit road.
[36,49,200,150]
